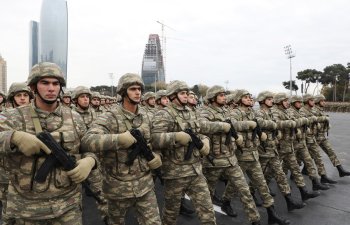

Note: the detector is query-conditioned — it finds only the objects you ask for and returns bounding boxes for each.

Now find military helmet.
[256,91,274,102]
[27,62,66,87]
[206,85,226,100]
[233,89,250,103]
[116,73,144,95]
[155,90,167,101]
[62,90,72,98]
[72,86,91,99]
[91,91,101,99]
[166,80,189,97]
[303,94,314,103]
[290,95,303,103]
[8,82,34,101]
[273,92,288,104]
[143,92,156,101]
[314,94,326,103]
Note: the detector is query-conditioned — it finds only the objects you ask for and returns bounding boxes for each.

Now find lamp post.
[109,73,114,97]
[284,45,295,96]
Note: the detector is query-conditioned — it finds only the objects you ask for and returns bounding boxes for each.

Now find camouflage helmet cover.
[314,94,326,103]
[143,92,156,101]
[116,73,144,95]
[166,80,189,97]
[155,90,167,101]
[8,82,34,101]
[206,85,226,100]
[72,86,92,99]
[273,92,288,104]
[62,90,72,98]
[233,89,250,103]
[256,91,274,102]
[27,62,66,87]
[290,95,303,103]
[91,91,101,99]
[303,94,314,103]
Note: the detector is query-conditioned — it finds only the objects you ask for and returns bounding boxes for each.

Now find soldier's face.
[37,78,61,102]
[241,95,251,106]
[14,91,30,106]
[177,90,188,104]
[308,99,315,107]
[77,94,90,108]
[188,94,197,105]
[147,97,156,106]
[126,85,142,103]
[101,99,105,105]
[91,97,100,106]
[216,93,226,105]
[62,97,71,104]
[160,96,169,106]
[265,97,273,107]
[319,100,326,107]
[282,99,290,108]
[294,101,302,109]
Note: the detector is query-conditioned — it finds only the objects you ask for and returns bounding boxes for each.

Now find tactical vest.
[6,105,81,200]
[102,106,150,182]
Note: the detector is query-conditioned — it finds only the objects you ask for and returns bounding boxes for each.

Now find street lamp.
[284,45,296,96]
[109,73,114,97]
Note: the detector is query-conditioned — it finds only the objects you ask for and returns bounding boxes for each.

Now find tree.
[282,80,298,95]
[322,64,349,102]
[296,69,322,94]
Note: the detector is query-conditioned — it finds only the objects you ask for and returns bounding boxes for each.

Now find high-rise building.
[141,34,165,86]
[0,55,7,94]
[30,0,68,82]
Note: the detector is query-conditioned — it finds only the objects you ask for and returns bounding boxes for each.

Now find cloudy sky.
[1,0,350,95]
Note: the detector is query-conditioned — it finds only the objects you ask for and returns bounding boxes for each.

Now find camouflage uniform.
[151,80,216,225]
[7,82,34,107]
[0,62,97,224]
[81,73,161,225]
[199,86,260,223]
[0,91,7,113]
[143,92,157,121]
[91,92,104,116]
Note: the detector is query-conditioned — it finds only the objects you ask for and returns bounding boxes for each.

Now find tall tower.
[141,34,165,86]
[29,21,39,70]
[0,55,7,93]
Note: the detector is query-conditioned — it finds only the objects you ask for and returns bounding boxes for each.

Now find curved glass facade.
[39,0,68,81]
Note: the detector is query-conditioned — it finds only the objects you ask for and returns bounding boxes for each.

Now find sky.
[1,0,350,96]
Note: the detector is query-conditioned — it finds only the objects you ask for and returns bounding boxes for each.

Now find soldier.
[0,91,6,112]
[255,92,306,211]
[230,89,290,225]
[0,62,97,224]
[299,94,337,184]
[313,94,350,178]
[61,91,72,108]
[142,92,157,120]
[151,80,216,225]
[200,85,261,225]
[288,95,329,190]
[155,90,168,109]
[81,73,162,225]
[272,93,320,201]
[7,82,34,108]
[187,91,198,110]
[91,91,104,116]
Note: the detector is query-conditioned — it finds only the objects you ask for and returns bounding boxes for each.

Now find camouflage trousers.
[108,189,161,225]
[11,206,82,225]
[317,136,341,167]
[279,151,306,187]
[0,182,14,225]
[259,156,291,196]
[162,175,216,225]
[238,160,274,208]
[86,168,108,219]
[306,142,327,176]
[294,140,318,179]
[203,166,260,222]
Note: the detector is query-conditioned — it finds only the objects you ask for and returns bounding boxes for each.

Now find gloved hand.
[296,128,302,139]
[67,157,95,183]
[222,123,231,133]
[309,116,318,123]
[235,134,244,146]
[296,118,307,127]
[246,121,257,130]
[260,132,267,142]
[199,138,210,156]
[148,153,162,169]
[276,130,282,140]
[11,131,51,156]
[271,122,277,130]
[318,116,329,123]
[175,131,192,146]
[306,127,312,135]
[117,131,136,149]
[317,123,321,130]
[288,121,297,128]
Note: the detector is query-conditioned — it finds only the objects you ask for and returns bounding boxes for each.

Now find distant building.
[0,55,7,94]
[141,34,165,86]
[30,0,68,82]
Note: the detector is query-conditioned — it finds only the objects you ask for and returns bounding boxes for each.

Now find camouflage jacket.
[73,105,97,129]
[198,104,239,168]
[272,105,296,153]
[287,106,309,148]
[144,105,157,122]
[230,106,260,162]
[0,102,95,219]
[151,102,209,179]
[81,105,154,199]
[92,105,104,117]
[313,105,330,140]
[255,106,279,158]
[299,105,318,144]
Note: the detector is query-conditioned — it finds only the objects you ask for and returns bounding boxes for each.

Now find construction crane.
[156,21,175,77]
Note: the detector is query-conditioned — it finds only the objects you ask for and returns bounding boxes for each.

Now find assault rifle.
[184,128,204,161]
[125,129,163,184]
[34,131,103,204]
[225,119,239,145]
